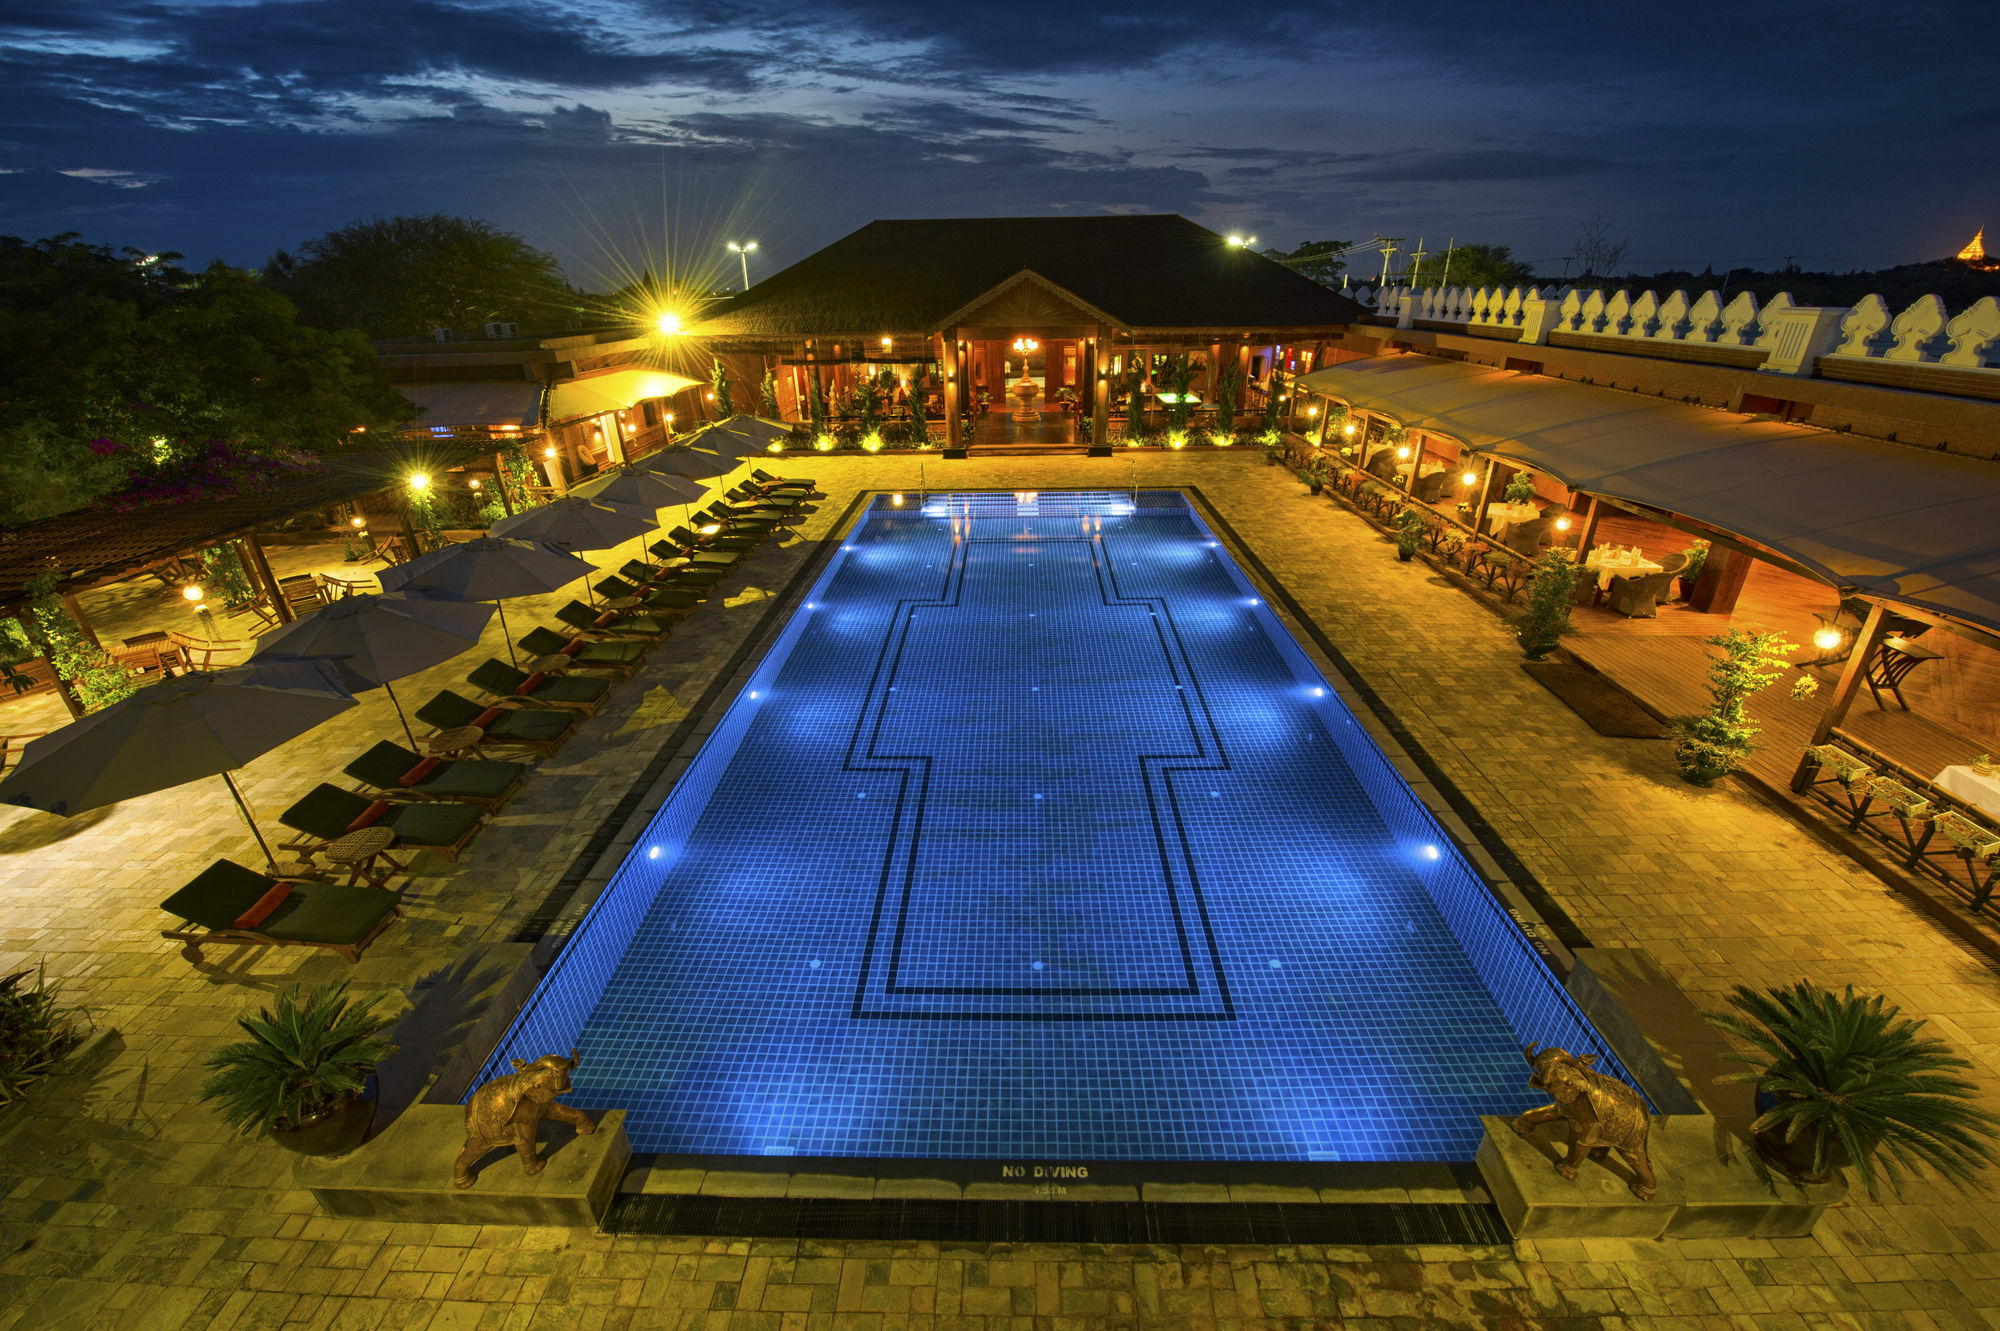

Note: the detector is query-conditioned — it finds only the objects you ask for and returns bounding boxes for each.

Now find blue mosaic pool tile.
[477,491,1629,1162]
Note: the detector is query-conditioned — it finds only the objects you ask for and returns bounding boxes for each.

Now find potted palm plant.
[1677,538,1710,602]
[1302,456,1331,494]
[1708,981,2000,1195]
[199,981,396,1158]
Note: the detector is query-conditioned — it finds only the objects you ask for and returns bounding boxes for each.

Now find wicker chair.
[1607,569,1677,618]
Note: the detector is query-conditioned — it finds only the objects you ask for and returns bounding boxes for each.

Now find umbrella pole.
[495,601,519,668]
[221,770,282,874]
[384,678,418,751]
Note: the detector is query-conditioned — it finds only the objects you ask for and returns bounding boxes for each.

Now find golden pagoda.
[1956,228,1987,263]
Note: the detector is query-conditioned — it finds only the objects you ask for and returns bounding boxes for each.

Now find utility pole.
[1406,237,1429,287]
[1438,237,1456,288]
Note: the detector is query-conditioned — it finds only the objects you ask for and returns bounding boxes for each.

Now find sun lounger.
[651,538,743,570]
[415,689,575,756]
[280,782,486,864]
[594,576,702,616]
[519,625,647,677]
[344,740,529,810]
[620,558,724,592]
[752,467,819,492]
[160,858,401,965]
[467,658,611,714]
[555,600,671,643]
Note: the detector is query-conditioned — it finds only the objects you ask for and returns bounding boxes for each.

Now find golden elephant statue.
[453,1050,596,1189]
[1510,1043,1657,1201]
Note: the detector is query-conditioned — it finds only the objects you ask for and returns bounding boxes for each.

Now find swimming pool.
[479,490,1627,1162]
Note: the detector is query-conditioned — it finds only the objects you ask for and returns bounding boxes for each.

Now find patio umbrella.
[637,446,737,482]
[378,536,598,668]
[0,660,357,872]
[573,466,710,536]
[249,593,496,751]
[688,416,792,459]
[489,495,655,553]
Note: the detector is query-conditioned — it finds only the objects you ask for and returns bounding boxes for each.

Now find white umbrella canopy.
[250,593,496,749]
[0,661,359,870]
[377,536,599,668]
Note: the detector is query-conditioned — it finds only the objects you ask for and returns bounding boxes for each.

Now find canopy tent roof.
[1297,354,2000,633]
[691,215,1364,339]
[545,368,701,424]
[397,382,544,432]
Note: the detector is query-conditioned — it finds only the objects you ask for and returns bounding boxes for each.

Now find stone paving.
[1,448,1996,1329]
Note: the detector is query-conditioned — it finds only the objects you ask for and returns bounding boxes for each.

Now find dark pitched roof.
[692,215,1364,337]
[0,441,502,602]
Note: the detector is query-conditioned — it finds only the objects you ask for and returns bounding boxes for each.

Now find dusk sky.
[3,0,1994,291]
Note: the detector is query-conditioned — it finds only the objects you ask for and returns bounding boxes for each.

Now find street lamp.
[727,240,758,291]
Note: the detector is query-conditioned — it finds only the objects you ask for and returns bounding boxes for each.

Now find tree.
[1669,629,1797,784]
[1260,240,1350,288]
[264,215,581,340]
[1432,243,1535,290]
[0,234,412,524]
[1568,211,1630,282]
[710,357,735,417]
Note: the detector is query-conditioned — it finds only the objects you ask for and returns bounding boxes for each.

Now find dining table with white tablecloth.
[1482,501,1542,539]
[1583,546,1666,590]
[1933,765,2000,820]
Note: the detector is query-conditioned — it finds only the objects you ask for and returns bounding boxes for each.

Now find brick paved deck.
[1,449,1995,1329]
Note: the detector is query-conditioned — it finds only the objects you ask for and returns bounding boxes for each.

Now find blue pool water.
[482,491,1626,1162]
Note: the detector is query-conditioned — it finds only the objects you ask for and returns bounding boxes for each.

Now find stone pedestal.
[1477,1112,1843,1241]
[298,1105,630,1229]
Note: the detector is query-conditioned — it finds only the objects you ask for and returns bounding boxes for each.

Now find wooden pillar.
[562,427,585,485]
[1574,495,1602,557]
[1092,329,1111,447]
[1791,604,1890,790]
[61,594,101,649]
[943,333,962,448]
[1471,460,1498,536]
[15,607,85,720]
[1689,546,1752,614]
[1401,432,1426,493]
[240,532,293,624]
[492,453,515,515]
[604,413,627,466]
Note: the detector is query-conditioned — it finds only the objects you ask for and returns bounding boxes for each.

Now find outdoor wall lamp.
[469,478,482,490]
[182,584,203,602]
[1555,515,1573,531]
[1813,626,1845,653]
[350,516,366,527]
[407,472,430,491]
[1460,471,1478,486]
[1344,423,1357,436]
[1396,445,1411,459]
[544,446,558,459]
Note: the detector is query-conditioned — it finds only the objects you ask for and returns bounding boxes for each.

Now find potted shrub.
[1393,507,1424,561]
[1503,470,1537,505]
[1708,981,2000,1194]
[199,981,396,1158]
[1667,628,1796,785]
[1677,538,1711,601]
[1517,549,1580,659]
[1975,752,1994,777]
[0,963,86,1107]
[1302,457,1332,494]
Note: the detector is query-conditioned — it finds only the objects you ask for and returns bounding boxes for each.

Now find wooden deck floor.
[1562,512,1992,788]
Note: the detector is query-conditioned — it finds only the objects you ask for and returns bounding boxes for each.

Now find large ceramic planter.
[1308,483,1324,495]
[270,1091,375,1158]
[1397,549,1415,561]
[1753,1087,1861,1184]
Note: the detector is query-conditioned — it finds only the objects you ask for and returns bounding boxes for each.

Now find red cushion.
[559,641,582,657]
[233,882,292,930]
[346,800,391,832]
[592,610,618,628]
[396,757,442,787]
[514,671,546,695]
[472,707,504,727]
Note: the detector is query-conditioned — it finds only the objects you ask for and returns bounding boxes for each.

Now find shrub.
[0,964,85,1106]
[199,981,396,1137]
[1517,548,1580,658]
[1668,628,1796,784]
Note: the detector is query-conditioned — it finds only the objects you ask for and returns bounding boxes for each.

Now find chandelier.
[1011,337,1039,354]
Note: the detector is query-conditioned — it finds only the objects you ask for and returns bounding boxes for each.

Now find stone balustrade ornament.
[1358,279,2000,374]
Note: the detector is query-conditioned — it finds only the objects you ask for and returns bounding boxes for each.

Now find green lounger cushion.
[519,626,646,670]
[344,741,528,802]
[164,859,397,946]
[414,689,577,748]
[555,601,669,640]
[468,658,611,708]
[281,782,484,849]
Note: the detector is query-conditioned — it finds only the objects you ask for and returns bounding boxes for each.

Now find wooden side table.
[321,827,403,888]
[526,654,573,676]
[426,725,486,759]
